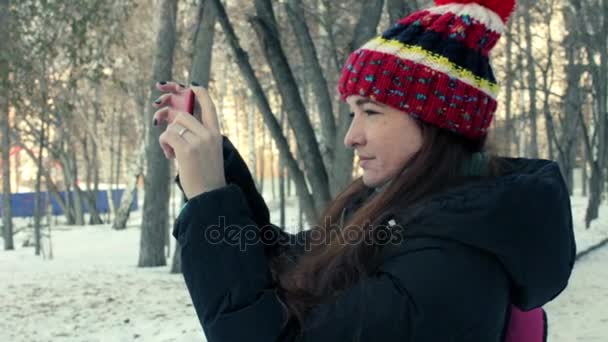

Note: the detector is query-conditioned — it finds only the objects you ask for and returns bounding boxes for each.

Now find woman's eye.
[349,110,380,119]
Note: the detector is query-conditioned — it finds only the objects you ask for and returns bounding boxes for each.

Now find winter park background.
[2,172,608,342]
[1,0,608,341]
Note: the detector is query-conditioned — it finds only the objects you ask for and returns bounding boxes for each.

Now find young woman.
[153,0,575,341]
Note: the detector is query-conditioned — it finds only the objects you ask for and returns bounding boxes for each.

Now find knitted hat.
[337,0,517,140]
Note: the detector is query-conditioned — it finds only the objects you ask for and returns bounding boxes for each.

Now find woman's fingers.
[191,86,221,133]
[153,106,174,126]
[159,126,185,159]
[152,93,172,108]
[172,110,209,138]
[156,81,186,94]
[154,106,208,136]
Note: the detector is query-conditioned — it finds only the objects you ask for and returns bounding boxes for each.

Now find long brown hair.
[272,120,502,333]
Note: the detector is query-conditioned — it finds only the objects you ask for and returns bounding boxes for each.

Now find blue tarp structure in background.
[0,188,138,218]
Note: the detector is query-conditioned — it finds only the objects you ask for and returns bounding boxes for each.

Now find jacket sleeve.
[173,184,510,342]
[174,136,296,254]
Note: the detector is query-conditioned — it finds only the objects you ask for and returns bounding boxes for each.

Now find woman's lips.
[359,157,375,169]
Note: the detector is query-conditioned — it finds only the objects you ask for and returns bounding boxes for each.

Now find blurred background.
[0,0,606,341]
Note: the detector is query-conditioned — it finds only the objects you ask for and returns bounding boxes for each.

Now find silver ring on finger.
[178,127,189,138]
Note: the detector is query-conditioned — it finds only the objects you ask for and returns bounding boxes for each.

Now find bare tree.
[521,3,540,158]
[0,0,14,250]
[564,0,608,227]
[171,0,218,275]
[138,0,179,268]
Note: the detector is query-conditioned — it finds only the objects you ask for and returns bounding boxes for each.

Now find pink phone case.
[172,89,195,115]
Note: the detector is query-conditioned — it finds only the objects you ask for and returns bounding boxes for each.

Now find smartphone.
[172,88,195,115]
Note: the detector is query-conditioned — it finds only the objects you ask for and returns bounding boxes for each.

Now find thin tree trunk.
[259,116,266,194]
[1,103,13,250]
[34,117,47,256]
[210,0,319,224]
[279,105,286,229]
[503,19,514,156]
[190,0,216,86]
[113,145,144,230]
[386,0,417,23]
[90,84,102,224]
[582,141,588,197]
[249,3,331,212]
[172,0,217,274]
[247,92,257,188]
[81,134,103,225]
[109,105,116,222]
[114,110,123,221]
[515,17,525,157]
[522,10,539,158]
[349,0,385,50]
[284,0,336,166]
[271,135,276,201]
[139,0,178,268]
[68,152,85,226]
[0,0,13,250]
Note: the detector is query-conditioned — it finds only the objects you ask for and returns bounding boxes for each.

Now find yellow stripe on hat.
[360,37,499,99]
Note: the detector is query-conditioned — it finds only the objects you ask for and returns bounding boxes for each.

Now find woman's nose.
[344,119,365,148]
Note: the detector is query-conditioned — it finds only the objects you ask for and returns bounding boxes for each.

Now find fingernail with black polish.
[153,119,158,126]
[191,81,200,87]
[179,83,185,88]
[159,81,167,85]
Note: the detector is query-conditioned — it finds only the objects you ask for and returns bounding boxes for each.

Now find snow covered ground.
[1,182,607,341]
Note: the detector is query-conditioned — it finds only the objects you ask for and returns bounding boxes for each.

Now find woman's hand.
[153,81,226,199]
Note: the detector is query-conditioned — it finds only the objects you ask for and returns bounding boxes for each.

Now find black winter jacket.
[173,137,575,342]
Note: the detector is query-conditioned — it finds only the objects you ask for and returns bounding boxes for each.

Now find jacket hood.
[391,157,576,311]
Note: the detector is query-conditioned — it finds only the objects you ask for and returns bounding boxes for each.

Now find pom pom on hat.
[433,0,517,23]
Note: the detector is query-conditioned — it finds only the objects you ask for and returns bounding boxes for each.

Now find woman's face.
[344,96,423,188]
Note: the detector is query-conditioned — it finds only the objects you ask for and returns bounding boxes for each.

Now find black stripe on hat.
[381,23,496,84]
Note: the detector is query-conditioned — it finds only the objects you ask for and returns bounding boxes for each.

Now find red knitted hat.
[337,0,517,140]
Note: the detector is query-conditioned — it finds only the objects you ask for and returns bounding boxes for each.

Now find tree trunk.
[522,10,539,158]
[1,105,13,250]
[114,109,123,221]
[33,117,47,256]
[210,0,319,224]
[386,0,418,23]
[349,0,385,51]
[113,145,144,230]
[81,134,103,225]
[259,118,266,194]
[0,0,13,250]
[279,106,287,228]
[565,0,608,227]
[247,93,257,188]
[171,0,217,274]
[67,152,85,226]
[331,103,355,196]
[271,135,276,201]
[250,2,331,212]
[284,0,336,167]
[138,0,178,268]
[582,142,588,197]
[89,84,103,224]
[190,0,216,86]
[109,105,116,222]
[561,24,583,195]
[503,19,514,156]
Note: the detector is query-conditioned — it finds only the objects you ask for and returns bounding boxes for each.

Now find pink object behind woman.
[505,305,547,342]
